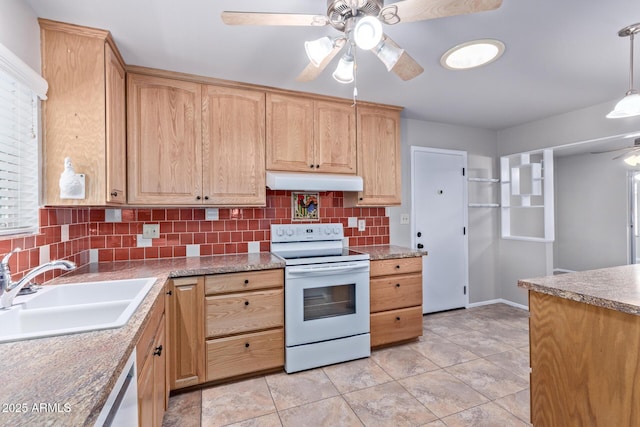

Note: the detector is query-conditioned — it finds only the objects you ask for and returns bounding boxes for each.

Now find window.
[0,43,47,236]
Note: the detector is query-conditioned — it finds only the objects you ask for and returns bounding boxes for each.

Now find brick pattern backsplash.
[0,191,389,282]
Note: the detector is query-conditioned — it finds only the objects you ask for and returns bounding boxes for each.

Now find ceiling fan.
[590,137,640,161]
[221,0,503,83]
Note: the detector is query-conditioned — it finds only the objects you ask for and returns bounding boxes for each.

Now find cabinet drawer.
[370,273,422,313]
[205,289,283,338]
[370,257,422,277]
[206,329,284,382]
[370,306,423,347]
[205,269,283,295]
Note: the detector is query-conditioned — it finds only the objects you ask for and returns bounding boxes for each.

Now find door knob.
[417,243,424,249]
[417,232,422,237]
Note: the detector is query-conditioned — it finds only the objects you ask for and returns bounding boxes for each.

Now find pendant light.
[607,23,640,119]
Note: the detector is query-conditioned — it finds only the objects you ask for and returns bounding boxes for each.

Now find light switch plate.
[358,219,366,231]
[348,217,358,228]
[400,214,410,225]
[142,223,160,239]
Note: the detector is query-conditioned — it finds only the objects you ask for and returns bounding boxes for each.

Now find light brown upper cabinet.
[202,86,265,206]
[346,105,402,206]
[128,73,266,206]
[40,19,126,205]
[127,74,202,205]
[266,93,356,174]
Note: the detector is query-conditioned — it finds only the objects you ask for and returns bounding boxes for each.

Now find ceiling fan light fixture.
[624,154,640,166]
[373,39,404,71]
[440,39,505,70]
[332,52,355,84]
[304,36,334,67]
[353,16,383,50]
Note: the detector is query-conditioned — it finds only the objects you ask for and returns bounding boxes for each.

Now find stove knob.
[286,228,294,236]
[276,228,284,236]
[333,226,341,234]
[324,227,332,235]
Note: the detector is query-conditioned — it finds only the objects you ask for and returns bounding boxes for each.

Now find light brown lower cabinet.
[137,292,167,427]
[369,257,423,347]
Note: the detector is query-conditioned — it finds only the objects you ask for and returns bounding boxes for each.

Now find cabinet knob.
[244,279,249,285]
[153,345,163,356]
[315,164,320,169]
[244,300,249,306]
[204,196,209,200]
[166,290,173,296]
[396,265,400,269]
[245,343,250,348]
[396,316,401,321]
[309,164,314,169]
[359,197,363,201]
[110,191,118,197]
[196,196,201,200]
[395,283,400,288]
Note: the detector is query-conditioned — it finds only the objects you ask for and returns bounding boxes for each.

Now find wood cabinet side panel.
[104,43,127,204]
[41,29,106,205]
[529,292,640,427]
[202,85,266,205]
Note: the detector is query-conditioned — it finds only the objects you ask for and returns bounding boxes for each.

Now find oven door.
[285,261,370,347]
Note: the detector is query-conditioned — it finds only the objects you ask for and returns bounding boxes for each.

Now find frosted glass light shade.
[607,91,640,118]
[354,16,383,50]
[332,54,354,84]
[305,36,334,67]
[373,40,404,71]
[624,154,640,166]
[440,39,505,70]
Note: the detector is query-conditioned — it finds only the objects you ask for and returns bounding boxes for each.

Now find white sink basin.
[0,277,157,343]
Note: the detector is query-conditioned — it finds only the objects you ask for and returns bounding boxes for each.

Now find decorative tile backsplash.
[0,191,389,282]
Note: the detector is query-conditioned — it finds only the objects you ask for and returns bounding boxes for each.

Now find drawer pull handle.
[245,343,250,348]
[110,191,118,197]
[244,279,249,285]
[396,265,400,269]
[395,283,400,288]
[166,290,173,296]
[396,316,401,321]
[153,345,163,356]
[244,301,249,306]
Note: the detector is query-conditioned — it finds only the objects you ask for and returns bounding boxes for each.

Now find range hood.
[266,171,363,192]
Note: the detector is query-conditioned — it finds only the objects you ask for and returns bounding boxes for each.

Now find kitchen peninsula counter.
[518,264,640,427]
[0,253,283,427]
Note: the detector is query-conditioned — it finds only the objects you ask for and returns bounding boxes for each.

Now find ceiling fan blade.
[590,146,636,155]
[381,0,502,24]
[296,40,346,82]
[373,36,424,81]
[612,149,640,160]
[221,11,328,26]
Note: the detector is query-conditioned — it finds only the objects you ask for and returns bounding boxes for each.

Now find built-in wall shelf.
[467,178,500,183]
[500,149,554,242]
[468,203,500,208]
[467,175,500,207]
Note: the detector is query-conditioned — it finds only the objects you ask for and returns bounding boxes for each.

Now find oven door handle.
[287,263,369,276]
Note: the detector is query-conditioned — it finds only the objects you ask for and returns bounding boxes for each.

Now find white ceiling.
[23,0,640,130]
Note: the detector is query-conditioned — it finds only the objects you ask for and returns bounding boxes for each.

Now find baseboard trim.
[467,298,528,311]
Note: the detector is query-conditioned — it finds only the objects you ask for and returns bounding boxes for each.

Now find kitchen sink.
[0,277,157,343]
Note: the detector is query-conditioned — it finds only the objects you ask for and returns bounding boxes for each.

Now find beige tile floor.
[162,303,531,427]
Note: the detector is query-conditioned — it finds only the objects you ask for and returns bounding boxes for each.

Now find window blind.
[0,43,46,236]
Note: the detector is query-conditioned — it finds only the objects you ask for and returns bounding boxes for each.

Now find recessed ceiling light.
[440,39,505,70]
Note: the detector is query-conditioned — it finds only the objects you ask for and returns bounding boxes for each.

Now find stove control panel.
[271,223,344,243]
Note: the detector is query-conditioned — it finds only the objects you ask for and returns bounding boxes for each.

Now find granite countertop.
[0,252,283,427]
[518,263,640,316]
[350,244,426,260]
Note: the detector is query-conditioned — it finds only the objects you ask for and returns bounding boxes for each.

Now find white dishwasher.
[94,349,138,426]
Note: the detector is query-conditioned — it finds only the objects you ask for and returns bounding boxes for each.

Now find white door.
[412,147,468,313]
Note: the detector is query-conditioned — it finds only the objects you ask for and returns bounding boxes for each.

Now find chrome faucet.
[0,248,77,309]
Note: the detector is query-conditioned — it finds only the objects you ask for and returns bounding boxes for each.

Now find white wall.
[0,0,40,71]
[497,100,640,306]
[392,118,500,304]
[554,152,629,271]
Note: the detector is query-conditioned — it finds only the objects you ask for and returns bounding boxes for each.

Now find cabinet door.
[314,100,356,174]
[137,346,154,427]
[202,86,266,205]
[266,93,314,172]
[127,74,202,204]
[167,277,205,390]
[353,105,402,206]
[104,43,126,204]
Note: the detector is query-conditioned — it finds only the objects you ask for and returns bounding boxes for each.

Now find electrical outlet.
[400,214,410,225]
[348,217,358,228]
[206,208,219,220]
[358,219,366,231]
[142,223,160,239]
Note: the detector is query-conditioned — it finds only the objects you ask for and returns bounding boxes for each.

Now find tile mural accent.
[292,192,319,221]
[0,191,389,283]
